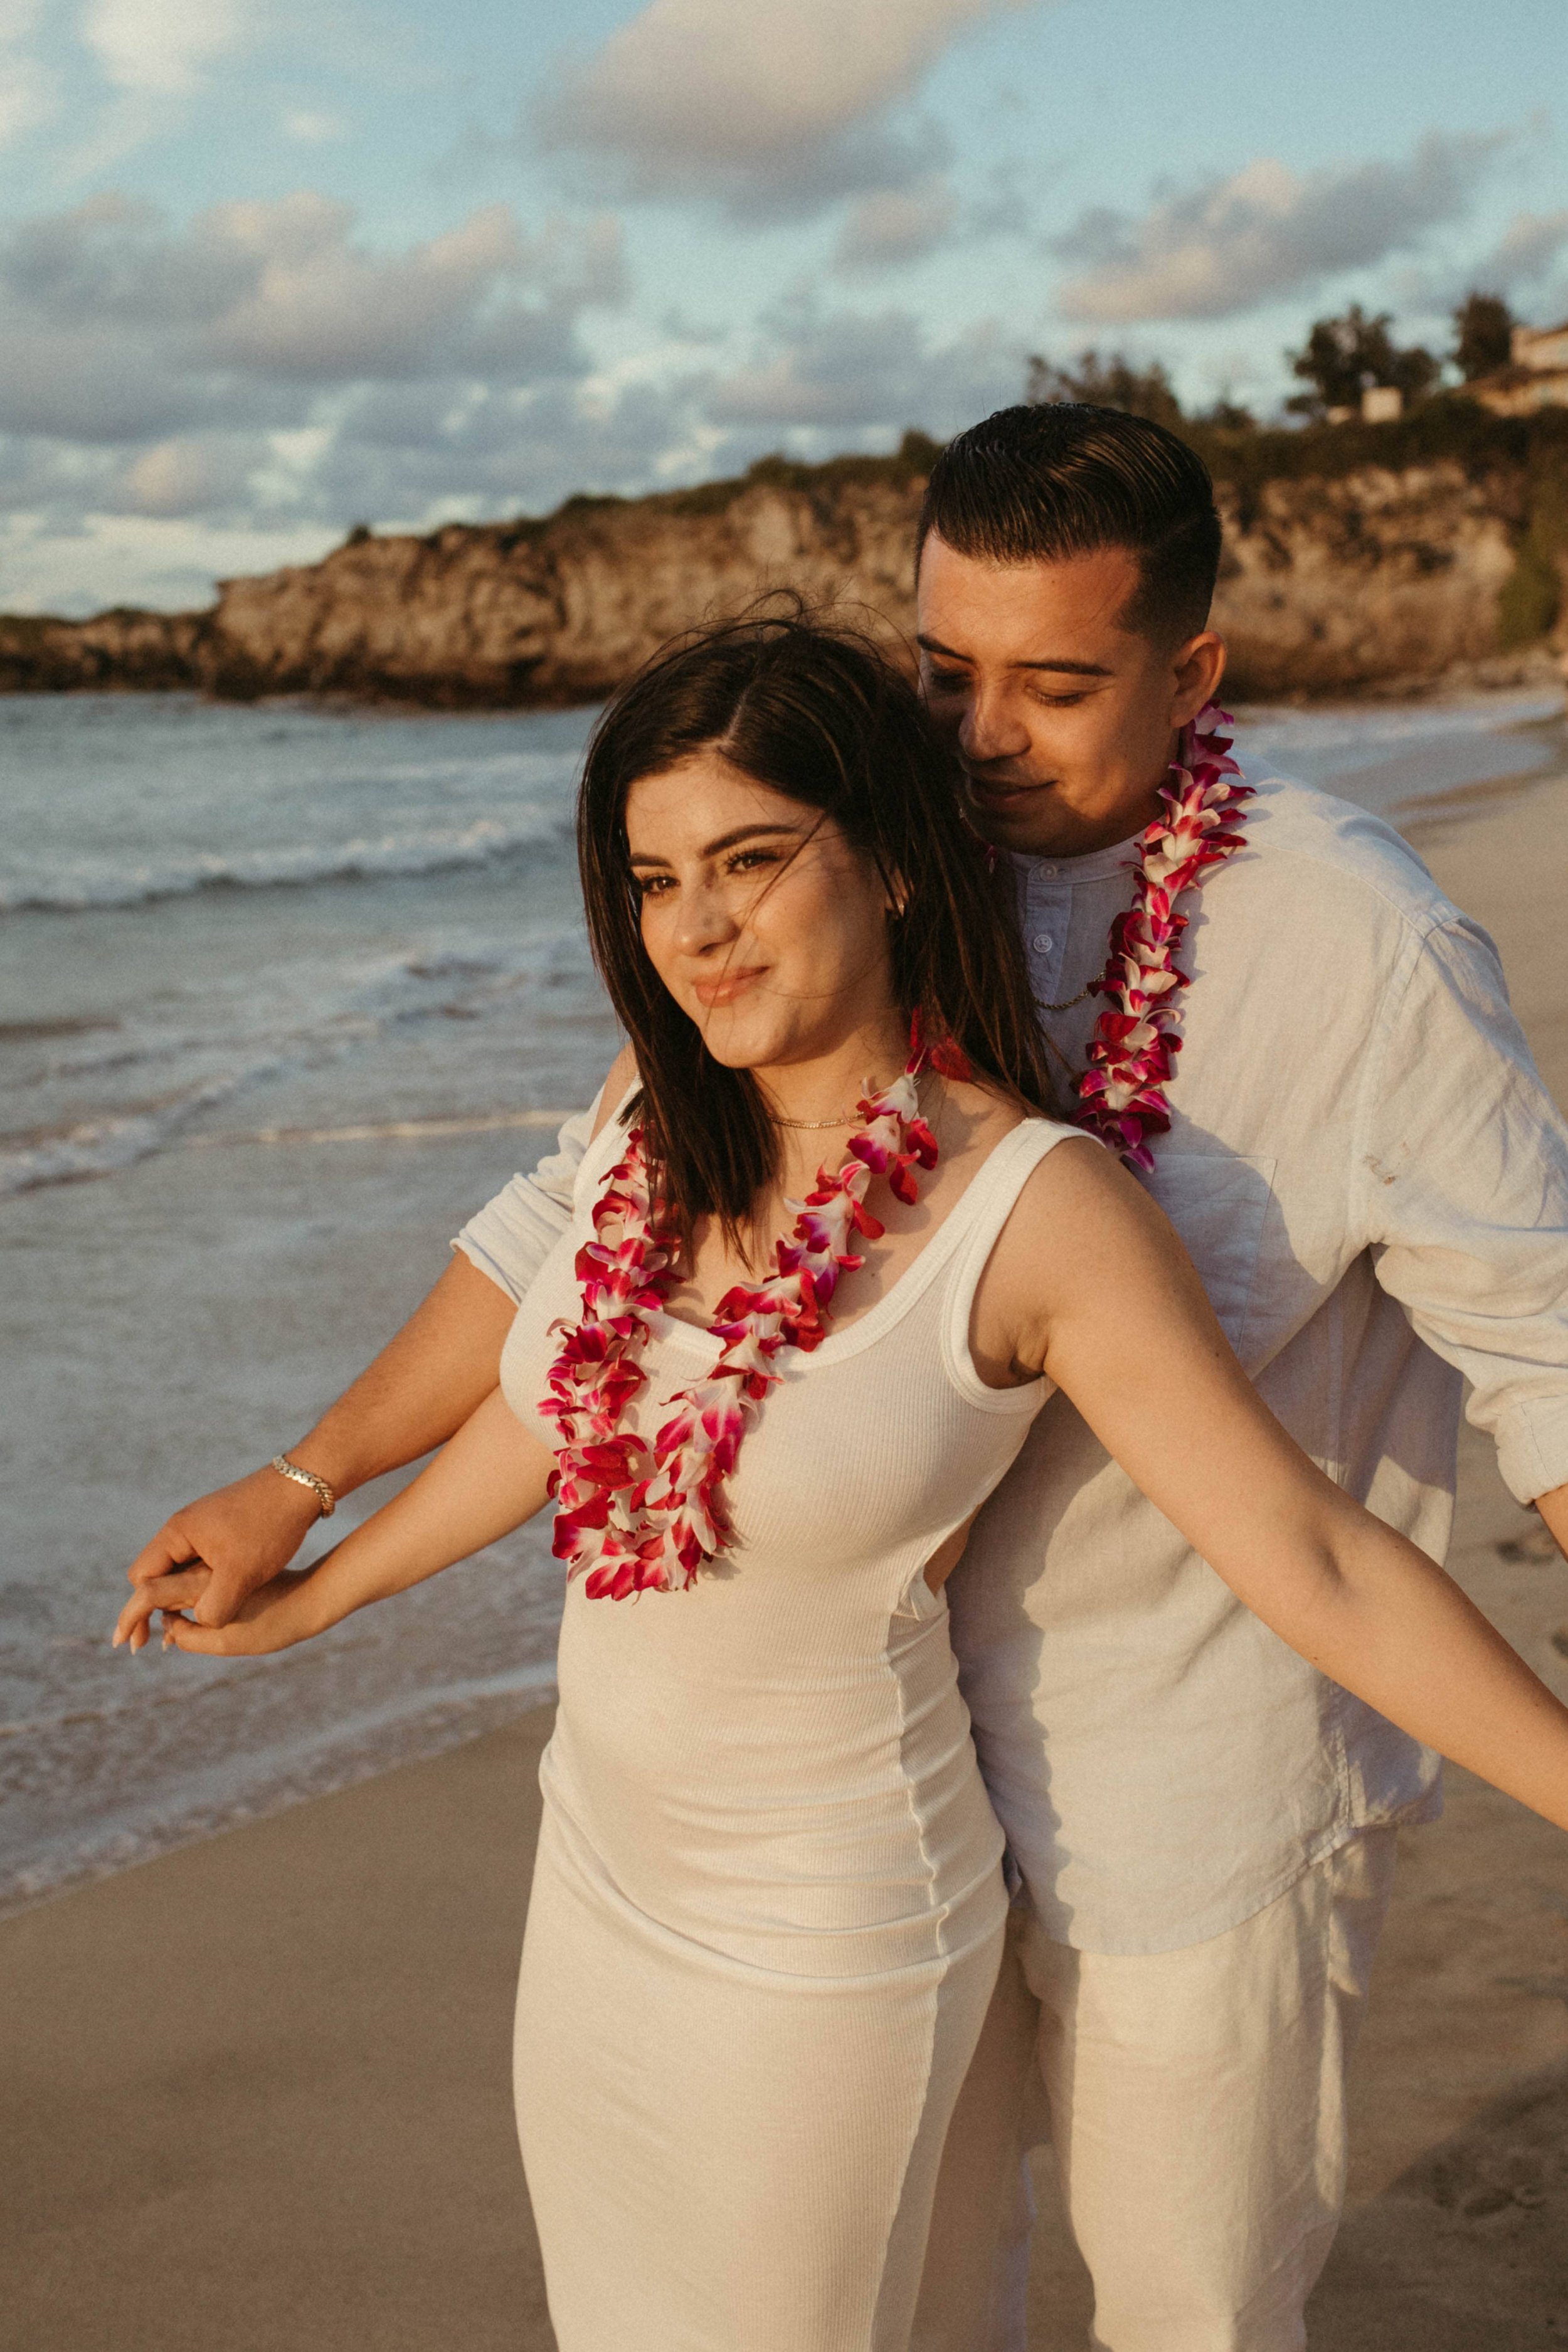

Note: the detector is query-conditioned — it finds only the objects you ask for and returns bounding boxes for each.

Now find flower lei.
[1073,702,1251,1172]
[539,1035,959,1601]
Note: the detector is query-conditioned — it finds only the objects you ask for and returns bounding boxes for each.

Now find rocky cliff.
[3,417,1563,704]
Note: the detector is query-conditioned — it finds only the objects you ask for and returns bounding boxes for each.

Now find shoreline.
[0,640,1560,716]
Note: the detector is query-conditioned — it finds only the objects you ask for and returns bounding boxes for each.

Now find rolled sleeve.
[1356,916,1568,1504]
[452,1095,598,1305]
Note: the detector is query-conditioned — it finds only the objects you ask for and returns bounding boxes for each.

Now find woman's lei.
[539,1032,960,1601]
[1073,703,1251,1172]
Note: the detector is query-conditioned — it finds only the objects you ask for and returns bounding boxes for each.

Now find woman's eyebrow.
[628,823,805,867]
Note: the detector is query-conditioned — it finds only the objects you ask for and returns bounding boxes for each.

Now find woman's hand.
[114,1565,214,1653]
[114,1560,325,1656]
[111,1388,557,1663]
[157,1565,327,1656]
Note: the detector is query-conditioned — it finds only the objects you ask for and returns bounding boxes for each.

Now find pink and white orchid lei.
[1074,702,1251,1172]
[539,1033,959,1600]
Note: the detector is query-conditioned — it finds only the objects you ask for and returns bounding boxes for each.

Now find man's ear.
[1169,630,1227,728]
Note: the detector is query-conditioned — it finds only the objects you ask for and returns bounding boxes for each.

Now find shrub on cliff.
[1286,305,1441,420]
[1451,292,1518,384]
[1496,447,1568,649]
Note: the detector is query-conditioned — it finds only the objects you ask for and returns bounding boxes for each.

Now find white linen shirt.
[455,768,1568,1954]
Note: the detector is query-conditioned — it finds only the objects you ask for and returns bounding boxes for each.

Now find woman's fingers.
[161,1611,250,1657]
[114,1567,213,1651]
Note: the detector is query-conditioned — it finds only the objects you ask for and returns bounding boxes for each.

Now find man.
[130,406,1568,2349]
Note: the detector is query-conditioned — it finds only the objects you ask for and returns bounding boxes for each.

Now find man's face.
[916,532,1226,859]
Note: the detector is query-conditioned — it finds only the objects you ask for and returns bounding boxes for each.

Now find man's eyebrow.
[916,632,1114,679]
[628,822,805,866]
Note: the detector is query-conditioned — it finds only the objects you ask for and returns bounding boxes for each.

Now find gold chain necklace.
[770,1071,919,1130]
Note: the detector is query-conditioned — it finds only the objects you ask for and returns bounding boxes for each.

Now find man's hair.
[918,403,1222,644]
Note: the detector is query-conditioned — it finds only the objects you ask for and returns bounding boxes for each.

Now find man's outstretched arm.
[1357,916,1568,1562]
[124,1079,620,1626]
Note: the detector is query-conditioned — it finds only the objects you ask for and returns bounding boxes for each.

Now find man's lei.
[1073,702,1251,1172]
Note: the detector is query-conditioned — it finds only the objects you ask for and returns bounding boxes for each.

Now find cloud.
[536,0,1039,219]
[282,107,347,144]
[0,191,627,446]
[0,0,55,145]
[1053,130,1511,322]
[0,185,681,570]
[706,301,1020,437]
[1482,208,1568,291]
[201,196,626,382]
[80,0,248,96]
[309,376,701,527]
[834,177,960,273]
[115,433,266,516]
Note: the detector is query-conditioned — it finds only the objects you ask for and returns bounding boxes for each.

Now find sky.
[1,0,1565,614]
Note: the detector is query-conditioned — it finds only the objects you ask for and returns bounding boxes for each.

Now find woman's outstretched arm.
[114,1391,556,1658]
[984,1139,1568,1834]
[122,1043,638,1633]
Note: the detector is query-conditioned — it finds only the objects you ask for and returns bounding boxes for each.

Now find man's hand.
[121,1250,526,1631]
[125,1465,324,1628]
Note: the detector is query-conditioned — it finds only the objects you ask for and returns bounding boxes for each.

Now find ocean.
[3,682,1564,1913]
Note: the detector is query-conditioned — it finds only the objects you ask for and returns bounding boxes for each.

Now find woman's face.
[625,750,899,1074]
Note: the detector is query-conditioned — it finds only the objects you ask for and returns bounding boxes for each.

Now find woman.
[118,615,1568,2352]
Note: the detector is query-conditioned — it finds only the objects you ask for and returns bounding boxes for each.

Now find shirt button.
[1032,933,1054,953]
[1039,864,1058,879]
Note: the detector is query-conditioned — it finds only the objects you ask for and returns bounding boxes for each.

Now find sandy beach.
[4,761,1568,2349]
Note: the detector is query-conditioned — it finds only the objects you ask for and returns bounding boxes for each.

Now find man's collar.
[1007,835,1142,886]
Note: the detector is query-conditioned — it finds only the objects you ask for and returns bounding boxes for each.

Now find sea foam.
[0,809,563,914]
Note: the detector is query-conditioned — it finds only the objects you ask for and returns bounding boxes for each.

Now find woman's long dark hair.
[577,604,1057,1246]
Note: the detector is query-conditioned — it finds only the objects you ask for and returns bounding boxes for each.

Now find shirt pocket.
[1139,1152,1278,1359]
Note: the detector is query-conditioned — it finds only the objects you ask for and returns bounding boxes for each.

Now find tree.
[1194,396,1257,432]
[1027,348,1184,428]
[1286,305,1439,420]
[1451,290,1516,383]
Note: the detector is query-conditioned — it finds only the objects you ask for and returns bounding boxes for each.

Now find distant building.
[1322,388,1403,425]
[1514,320,1568,373]
[1470,319,1568,416]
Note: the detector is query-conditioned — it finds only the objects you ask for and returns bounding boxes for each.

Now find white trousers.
[911,1829,1398,2352]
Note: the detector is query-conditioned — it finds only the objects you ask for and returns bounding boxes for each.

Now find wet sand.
[3,768,1567,2350]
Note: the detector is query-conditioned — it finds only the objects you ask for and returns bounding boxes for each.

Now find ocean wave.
[0,923,596,1196]
[0,1076,255,1197]
[0,809,565,914]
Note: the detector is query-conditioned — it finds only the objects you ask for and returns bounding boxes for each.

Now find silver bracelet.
[270,1453,337,1518]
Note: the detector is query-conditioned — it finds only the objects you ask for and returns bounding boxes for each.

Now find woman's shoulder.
[987,1113,1169,1287]
[587,1042,640,1146]
[932,1075,1077,1160]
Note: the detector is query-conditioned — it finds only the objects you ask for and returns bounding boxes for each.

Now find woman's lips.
[694,965,768,1009]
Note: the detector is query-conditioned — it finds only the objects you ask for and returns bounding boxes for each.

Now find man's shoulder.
[1222,764,1458,942]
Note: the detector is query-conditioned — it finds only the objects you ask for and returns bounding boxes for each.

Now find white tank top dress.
[499,1109,1077,2352]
